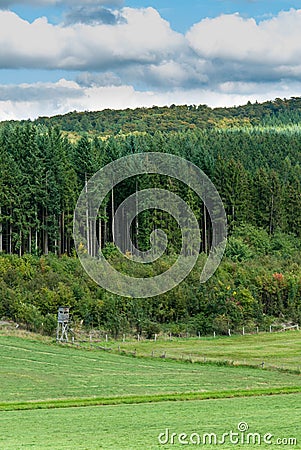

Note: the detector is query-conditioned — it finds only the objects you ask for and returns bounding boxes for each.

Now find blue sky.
[0,1,301,120]
[10,1,300,32]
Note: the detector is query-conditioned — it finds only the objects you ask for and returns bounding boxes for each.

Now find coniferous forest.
[0,98,301,337]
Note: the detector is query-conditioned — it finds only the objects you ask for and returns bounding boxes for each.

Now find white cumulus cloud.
[2,7,301,120]
[187,9,301,66]
[0,8,186,70]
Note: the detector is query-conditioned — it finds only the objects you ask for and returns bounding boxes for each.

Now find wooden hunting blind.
[57,307,70,342]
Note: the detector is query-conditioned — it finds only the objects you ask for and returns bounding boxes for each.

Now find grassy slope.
[0,395,300,449]
[107,331,301,371]
[1,334,301,404]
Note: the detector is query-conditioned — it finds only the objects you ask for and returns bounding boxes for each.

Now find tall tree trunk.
[34,209,38,253]
[111,186,114,243]
[28,227,32,254]
[9,206,12,254]
[0,206,2,253]
[61,210,65,254]
[104,214,107,247]
[57,214,62,256]
[203,202,208,254]
[66,209,71,255]
[44,228,49,255]
[85,173,90,255]
[98,216,102,252]
[9,224,12,255]
[269,194,274,235]
[92,219,95,256]
[89,219,92,257]
[54,214,57,255]
[44,208,48,255]
[135,179,139,249]
[19,230,22,257]
[44,173,49,255]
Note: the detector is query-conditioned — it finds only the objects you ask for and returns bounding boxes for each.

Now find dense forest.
[0,97,301,336]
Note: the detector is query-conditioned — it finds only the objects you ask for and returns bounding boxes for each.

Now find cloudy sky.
[0,0,301,120]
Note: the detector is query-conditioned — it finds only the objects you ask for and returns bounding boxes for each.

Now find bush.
[43,313,57,336]
[16,303,43,333]
[142,320,161,339]
[225,236,253,261]
[212,314,230,335]
[187,313,213,336]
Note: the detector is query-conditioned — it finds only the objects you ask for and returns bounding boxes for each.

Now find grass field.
[0,331,300,449]
[0,395,300,449]
[106,330,301,371]
[1,334,301,403]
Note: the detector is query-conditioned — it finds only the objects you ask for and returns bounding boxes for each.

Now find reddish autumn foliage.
[273,272,284,282]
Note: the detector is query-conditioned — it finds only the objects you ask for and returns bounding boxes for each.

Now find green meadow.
[0,395,300,449]
[1,333,301,403]
[107,331,301,371]
[0,332,300,448]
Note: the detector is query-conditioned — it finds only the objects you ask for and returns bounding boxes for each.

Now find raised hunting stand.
[57,307,69,342]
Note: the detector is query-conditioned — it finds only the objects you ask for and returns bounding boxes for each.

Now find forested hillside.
[0,97,301,336]
[2,97,301,135]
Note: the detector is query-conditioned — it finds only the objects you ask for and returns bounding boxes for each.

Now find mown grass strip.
[1,386,300,412]
[113,349,301,375]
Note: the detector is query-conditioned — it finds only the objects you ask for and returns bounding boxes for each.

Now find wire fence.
[68,323,300,344]
[60,324,301,374]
